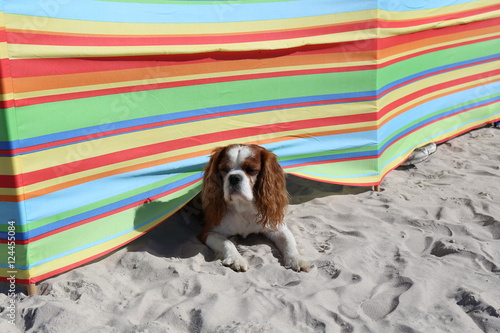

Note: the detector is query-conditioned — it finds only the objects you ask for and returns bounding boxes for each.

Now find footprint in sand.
[361,276,413,321]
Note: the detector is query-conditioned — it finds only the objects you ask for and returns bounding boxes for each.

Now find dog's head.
[202,144,288,229]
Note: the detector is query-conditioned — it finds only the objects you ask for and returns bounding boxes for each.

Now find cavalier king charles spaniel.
[200,144,310,272]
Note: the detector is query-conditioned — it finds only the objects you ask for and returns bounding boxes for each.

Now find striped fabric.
[1,0,499,284]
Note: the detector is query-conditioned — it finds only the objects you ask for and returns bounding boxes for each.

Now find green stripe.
[376,39,500,89]
[14,70,376,140]
[0,108,19,142]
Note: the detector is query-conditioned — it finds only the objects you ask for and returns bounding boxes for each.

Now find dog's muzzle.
[229,174,242,187]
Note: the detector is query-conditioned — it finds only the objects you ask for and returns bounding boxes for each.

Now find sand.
[1,126,499,333]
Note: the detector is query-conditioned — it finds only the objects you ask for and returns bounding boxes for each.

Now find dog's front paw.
[221,254,249,272]
[284,255,311,272]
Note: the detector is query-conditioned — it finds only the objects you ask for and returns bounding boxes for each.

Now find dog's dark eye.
[220,168,230,174]
[246,167,258,175]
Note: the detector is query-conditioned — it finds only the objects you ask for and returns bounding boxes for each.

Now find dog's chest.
[217,203,263,238]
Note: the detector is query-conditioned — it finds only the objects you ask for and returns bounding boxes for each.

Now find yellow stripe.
[289,171,381,185]
[4,10,377,35]
[0,268,30,281]
[7,30,378,59]
[379,9,500,38]
[4,0,497,37]
[0,42,9,59]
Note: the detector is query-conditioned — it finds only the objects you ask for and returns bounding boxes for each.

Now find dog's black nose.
[229,174,242,186]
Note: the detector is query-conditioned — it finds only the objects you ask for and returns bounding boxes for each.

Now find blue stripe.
[0,202,27,226]
[378,0,479,12]
[0,91,376,154]
[4,0,375,23]
[292,170,380,179]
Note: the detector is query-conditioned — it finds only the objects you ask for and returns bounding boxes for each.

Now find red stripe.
[8,16,499,79]
[0,100,16,109]
[9,42,373,78]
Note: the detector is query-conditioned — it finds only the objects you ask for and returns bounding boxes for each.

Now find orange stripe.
[13,49,376,93]
[0,77,13,95]
[379,24,500,59]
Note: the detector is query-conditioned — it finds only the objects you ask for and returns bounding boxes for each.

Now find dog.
[200,144,310,272]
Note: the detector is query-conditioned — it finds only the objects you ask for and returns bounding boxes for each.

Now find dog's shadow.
[286,174,371,205]
[128,197,212,261]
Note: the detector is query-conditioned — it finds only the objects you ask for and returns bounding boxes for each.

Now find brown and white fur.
[200,144,310,272]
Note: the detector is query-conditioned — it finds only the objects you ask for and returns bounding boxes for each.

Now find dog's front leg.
[267,225,311,272]
[205,232,249,272]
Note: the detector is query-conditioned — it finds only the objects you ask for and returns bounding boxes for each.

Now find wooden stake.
[373,185,381,192]
[27,283,37,296]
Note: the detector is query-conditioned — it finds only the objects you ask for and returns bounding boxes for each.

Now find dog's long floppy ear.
[200,146,227,240]
[254,146,289,230]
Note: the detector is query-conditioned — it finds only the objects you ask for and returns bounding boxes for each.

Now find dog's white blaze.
[223,145,255,203]
[227,145,253,168]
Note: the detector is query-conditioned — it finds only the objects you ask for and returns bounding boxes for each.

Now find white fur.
[204,145,310,272]
[223,145,254,203]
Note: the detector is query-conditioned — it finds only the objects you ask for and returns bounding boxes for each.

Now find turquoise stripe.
[5,0,374,23]
[21,156,206,225]
[380,110,500,171]
[293,169,380,179]
[378,0,480,11]
[4,0,480,24]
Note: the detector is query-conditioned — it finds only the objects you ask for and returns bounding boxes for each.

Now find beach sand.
[1,126,499,332]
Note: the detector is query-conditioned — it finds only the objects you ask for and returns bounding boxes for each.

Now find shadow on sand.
[128,175,372,261]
